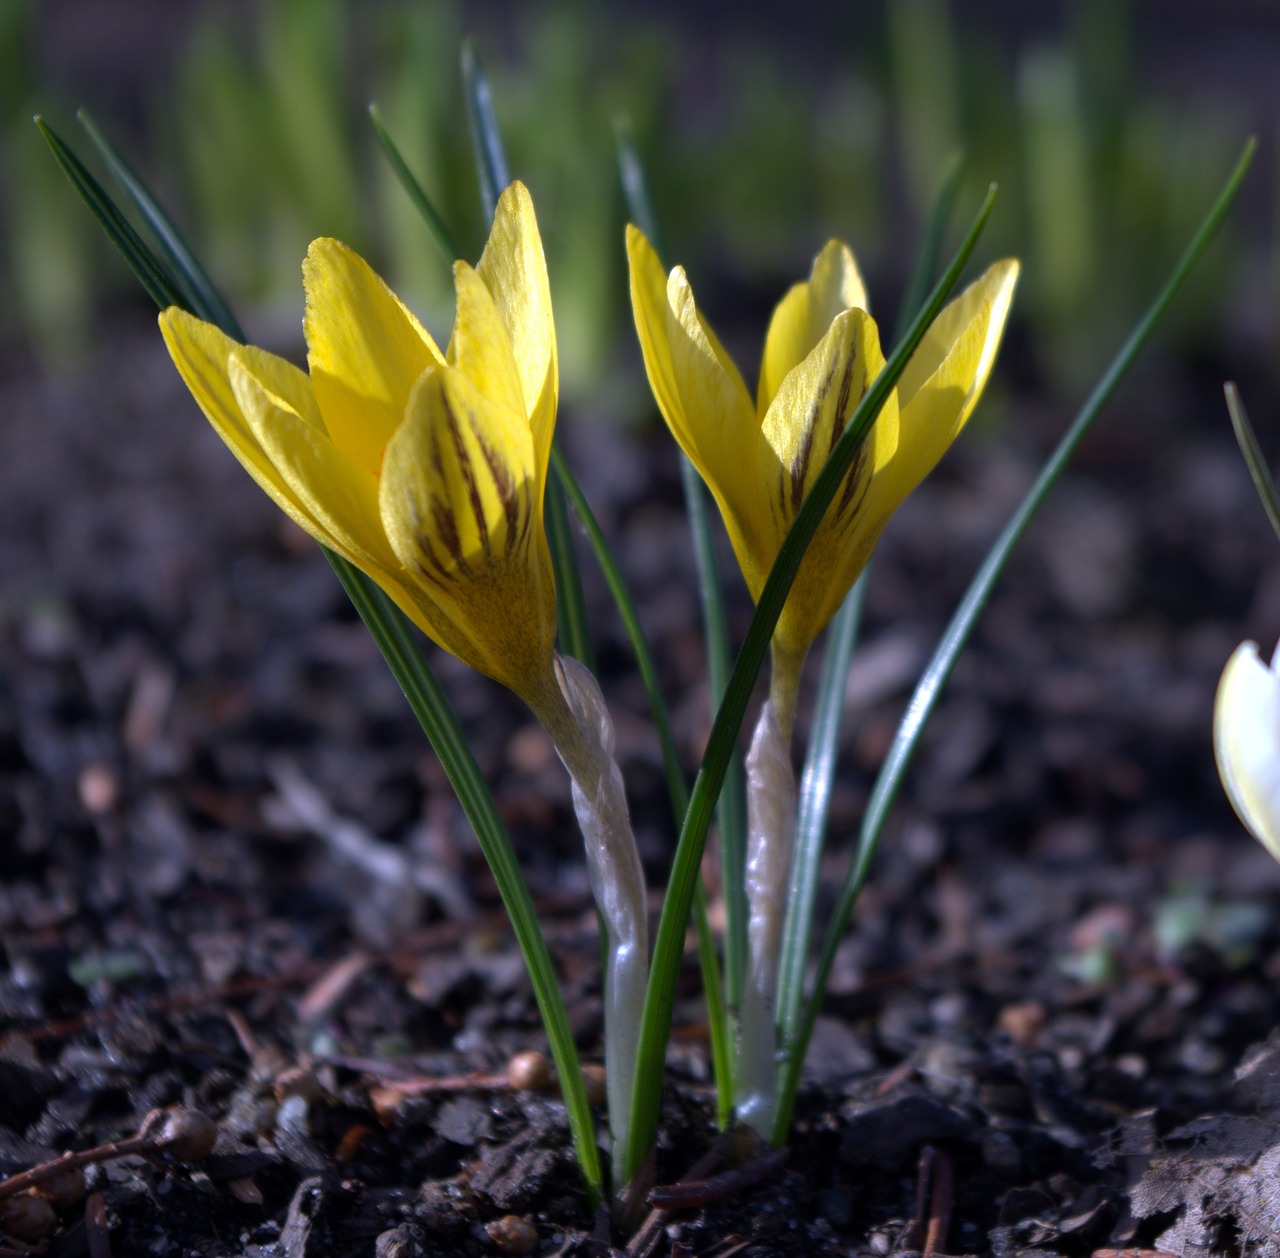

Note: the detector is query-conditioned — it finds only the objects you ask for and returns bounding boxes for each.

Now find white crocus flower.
[1215,637,1280,860]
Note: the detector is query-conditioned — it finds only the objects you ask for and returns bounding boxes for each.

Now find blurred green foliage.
[4,0,1261,406]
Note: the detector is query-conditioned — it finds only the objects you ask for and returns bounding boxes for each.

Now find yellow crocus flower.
[1215,637,1280,861]
[160,182,559,706]
[627,225,1019,695]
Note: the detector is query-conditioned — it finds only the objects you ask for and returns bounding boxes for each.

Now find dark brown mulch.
[4,320,1280,1257]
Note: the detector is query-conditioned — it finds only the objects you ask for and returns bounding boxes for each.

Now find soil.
[4,310,1280,1257]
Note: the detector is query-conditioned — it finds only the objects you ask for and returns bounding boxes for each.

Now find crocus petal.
[447,261,528,418]
[763,311,899,651]
[379,366,554,693]
[476,182,558,475]
[758,239,867,416]
[626,224,761,549]
[381,364,536,574]
[1215,639,1280,862]
[897,260,1019,415]
[866,261,1019,521]
[159,309,323,534]
[228,356,401,578]
[760,306,884,518]
[303,238,444,476]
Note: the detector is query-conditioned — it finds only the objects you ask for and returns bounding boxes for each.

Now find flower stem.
[527,657,649,1194]
[735,642,807,1138]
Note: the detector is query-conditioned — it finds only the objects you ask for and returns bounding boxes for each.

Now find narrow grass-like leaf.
[625,184,1000,1182]
[368,103,461,266]
[1225,382,1280,547]
[35,116,185,313]
[775,152,963,1050]
[43,120,605,1207]
[77,109,244,339]
[682,457,749,1015]
[461,40,509,222]
[773,574,865,1042]
[614,113,747,1085]
[327,557,604,1205]
[771,137,1256,1146]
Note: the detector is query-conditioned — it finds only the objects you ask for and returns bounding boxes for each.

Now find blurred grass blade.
[772,137,1256,1146]
[773,574,864,1041]
[614,115,658,243]
[35,116,185,313]
[462,40,509,222]
[683,457,749,1012]
[551,444,733,1126]
[328,557,603,1206]
[43,118,605,1207]
[775,152,962,1048]
[77,108,244,339]
[897,151,965,340]
[626,183,1000,1182]
[368,103,460,265]
[1225,383,1280,546]
[458,45,591,671]
[615,116,749,1021]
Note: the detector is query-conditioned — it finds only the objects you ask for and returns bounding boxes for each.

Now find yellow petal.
[228,356,400,577]
[761,311,898,652]
[379,365,537,582]
[760,306,885,531]
[626,225,761,551]
[869,260,1019,519]
[379,366,554,692]
[897,259,1019,414]
[758,239,867,415]
[447,261,527,417]
[476,182,558,474]
[303,238,444,476]
[1215,639,1280,862]
[159,308,323,534]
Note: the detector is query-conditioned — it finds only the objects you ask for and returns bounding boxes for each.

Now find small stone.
[486,1213,538,1255]
[996,1000,1046,1046]
[376,1223,424,1257]
[148,1106,218,1161]
[77,763,119,814]
[507,1050,554,1093]
[0,1190,57,1242]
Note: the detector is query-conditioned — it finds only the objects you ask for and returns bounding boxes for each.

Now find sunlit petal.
[758,240,866,415]
[303,238,444,476]
[897,259,1019,413]
[159,309,322,532]
[229,356,400,578]
[476,181,558,475]
[626,225,761,551]
[1216,639,1280,862]
[448,261,527,418]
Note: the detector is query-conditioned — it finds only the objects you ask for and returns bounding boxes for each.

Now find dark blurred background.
[4,0,1278,420]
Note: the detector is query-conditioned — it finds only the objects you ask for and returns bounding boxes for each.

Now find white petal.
[1215,638,1280,862]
